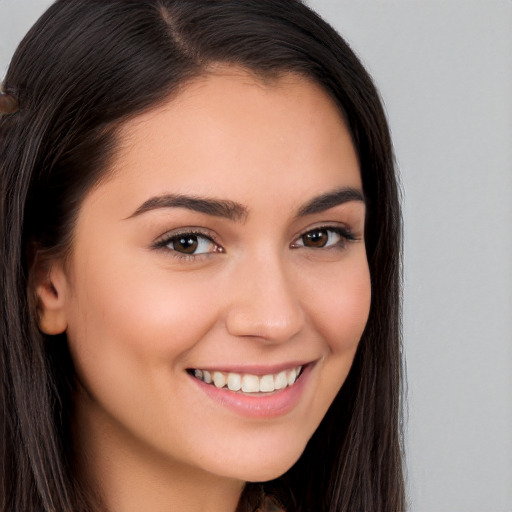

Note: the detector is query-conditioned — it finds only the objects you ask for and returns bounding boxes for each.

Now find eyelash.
[153,225,357,261]
[153,229,221,261]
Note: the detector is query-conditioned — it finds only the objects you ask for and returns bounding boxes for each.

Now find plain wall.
[1,1,511,511]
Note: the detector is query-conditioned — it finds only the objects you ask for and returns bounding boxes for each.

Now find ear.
[35,259,69,335]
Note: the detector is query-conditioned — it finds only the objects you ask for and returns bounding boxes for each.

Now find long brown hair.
[0,1,405,510]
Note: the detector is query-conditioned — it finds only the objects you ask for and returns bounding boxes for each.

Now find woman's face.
[43,69,371,484]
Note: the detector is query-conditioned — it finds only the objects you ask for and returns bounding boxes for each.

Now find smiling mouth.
[187,365,304,394]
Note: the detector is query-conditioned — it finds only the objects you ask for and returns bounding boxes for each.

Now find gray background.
[1,1,511,511]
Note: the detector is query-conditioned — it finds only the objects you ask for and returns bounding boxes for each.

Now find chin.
[243,465,296,483]
[211,443,305,483]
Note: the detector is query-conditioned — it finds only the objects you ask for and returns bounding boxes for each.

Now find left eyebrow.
[296,187,365,217]
[126,194,249,222]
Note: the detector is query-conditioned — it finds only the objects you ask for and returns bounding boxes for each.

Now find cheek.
[302,255,371,399]
[63,253,221,412]
[307,256,371,355]
[63,256,230,466]
[67,257,217,353]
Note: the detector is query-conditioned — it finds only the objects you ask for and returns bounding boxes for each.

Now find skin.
[37,68,371,512]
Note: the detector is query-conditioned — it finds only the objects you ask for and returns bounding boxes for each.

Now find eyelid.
[153,227,218,244]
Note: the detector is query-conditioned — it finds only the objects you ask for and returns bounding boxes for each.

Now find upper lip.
[187,360,315,376]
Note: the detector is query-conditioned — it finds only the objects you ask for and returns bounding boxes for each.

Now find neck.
[72,391,244,512]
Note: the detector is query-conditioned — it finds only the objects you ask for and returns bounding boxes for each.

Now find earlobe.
[35,262,68,335]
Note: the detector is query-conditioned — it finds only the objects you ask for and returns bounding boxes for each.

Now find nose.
[225,252,306,344]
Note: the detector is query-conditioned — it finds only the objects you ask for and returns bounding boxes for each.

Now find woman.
[0,1,404,511]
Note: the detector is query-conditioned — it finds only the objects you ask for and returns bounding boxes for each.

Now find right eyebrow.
[125,193,249,222]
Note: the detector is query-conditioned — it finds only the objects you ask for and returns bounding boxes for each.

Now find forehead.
[93,67,361,214]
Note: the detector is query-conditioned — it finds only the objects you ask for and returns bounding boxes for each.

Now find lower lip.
[189,364,312,419]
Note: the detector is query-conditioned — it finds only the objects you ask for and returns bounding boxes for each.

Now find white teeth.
[242,374,259,393]
[274,371,287,390]
[212,371,226,388]
[192,365,304,393]
[259,374,275,392]
[227,373,241,391]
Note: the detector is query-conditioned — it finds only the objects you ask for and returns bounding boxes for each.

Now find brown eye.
[292,227,351,250]
[302,229,329,248]
[172,235,199,254]
[162,232,219,256]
